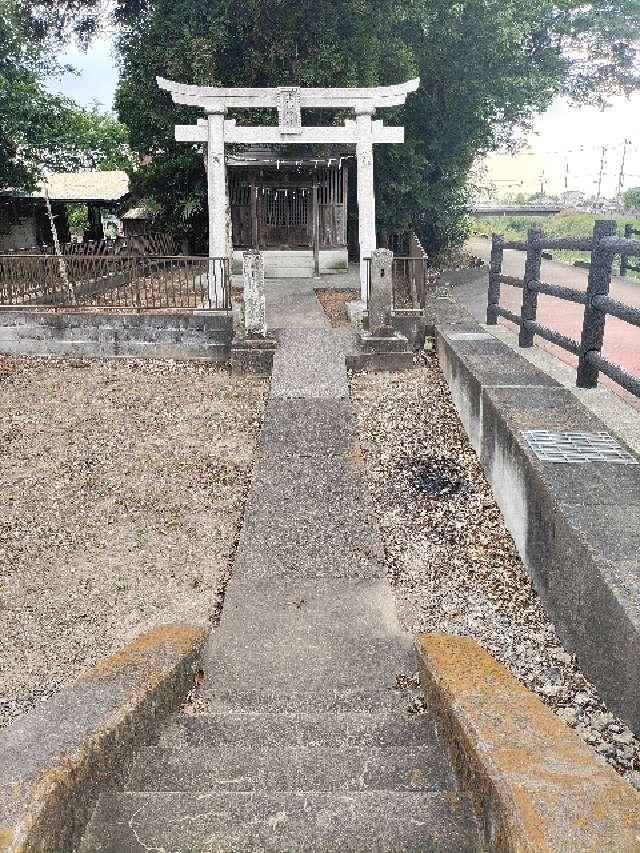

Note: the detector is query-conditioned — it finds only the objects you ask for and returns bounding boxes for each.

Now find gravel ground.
[314,288,359,327]
[0,355,266,730]
[350,351,640,788]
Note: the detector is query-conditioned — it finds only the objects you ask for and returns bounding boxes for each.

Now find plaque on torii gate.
[157,76,419,301]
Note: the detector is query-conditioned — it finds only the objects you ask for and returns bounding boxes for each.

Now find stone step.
[126,744,454,792]
[78,791,479,852]
[200,686,423,714]
[270,328,352,399]
[204,578,415,708]
[158,710,436,750]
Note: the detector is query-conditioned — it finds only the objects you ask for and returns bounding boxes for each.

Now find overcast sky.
[46,33,640,198]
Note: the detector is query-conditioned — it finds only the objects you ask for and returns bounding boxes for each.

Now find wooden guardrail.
[620,223,640,277]
[487,220,640,398]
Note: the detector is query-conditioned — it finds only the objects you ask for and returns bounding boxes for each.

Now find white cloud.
[45,34,119,112]
[480,94,640,199]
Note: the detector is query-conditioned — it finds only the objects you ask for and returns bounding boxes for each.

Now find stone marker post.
[243,250,266,336]
[368,248,394,332]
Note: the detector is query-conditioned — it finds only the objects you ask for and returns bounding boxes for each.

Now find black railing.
[0,255,231,311]
[487,221,640,398]
[620,223,640,277]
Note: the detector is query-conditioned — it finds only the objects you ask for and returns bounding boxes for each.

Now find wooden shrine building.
[228,148,349,278]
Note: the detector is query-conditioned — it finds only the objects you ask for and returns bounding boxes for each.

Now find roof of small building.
[122,204,151,220]
[37,171,130,202]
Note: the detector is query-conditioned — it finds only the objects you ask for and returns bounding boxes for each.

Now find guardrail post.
[576,219,617,388]
[519,227,543,347]
[620,223,633,277]
[486,233,504,324]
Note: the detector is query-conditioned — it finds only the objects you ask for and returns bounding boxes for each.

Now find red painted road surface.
[466,238,640,408]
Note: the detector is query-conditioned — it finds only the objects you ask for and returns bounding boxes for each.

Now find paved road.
[464,237,640,385]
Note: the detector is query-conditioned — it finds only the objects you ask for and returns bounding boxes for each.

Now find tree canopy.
[0,0,130,191]
[624,187,640,210]
[105,0,640,250]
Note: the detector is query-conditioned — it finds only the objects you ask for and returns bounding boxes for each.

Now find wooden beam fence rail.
[486,220,640,398]
[503,237,594,252]
[620,225,640,277]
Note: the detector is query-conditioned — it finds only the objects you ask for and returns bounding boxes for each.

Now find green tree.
[624,187,640,209]
[0,1,130,191]
[110,0,640,252]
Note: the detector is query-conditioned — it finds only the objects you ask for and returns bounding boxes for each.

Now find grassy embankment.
[471,211,640,276]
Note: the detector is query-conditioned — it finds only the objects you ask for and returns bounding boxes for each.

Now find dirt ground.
[0,355,266,729]
[314,288,359,327]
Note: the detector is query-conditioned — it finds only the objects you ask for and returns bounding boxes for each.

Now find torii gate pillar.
[356,108,376,299]
[207,111,226,263]
[158,76,419,303]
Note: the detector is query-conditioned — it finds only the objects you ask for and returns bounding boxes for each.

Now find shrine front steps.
[77,708,479,852]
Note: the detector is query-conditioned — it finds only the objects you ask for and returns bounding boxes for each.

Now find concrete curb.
[0,624,207,853]
[416,634,640,852]
[428,295,640,732]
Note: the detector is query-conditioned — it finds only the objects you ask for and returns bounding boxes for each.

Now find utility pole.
[617,138,631,207]
[596,146,607,206]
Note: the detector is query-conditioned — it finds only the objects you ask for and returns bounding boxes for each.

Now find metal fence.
[364,238,429,310]
[5,232,177,259]
[487,220,640,398]
[0,254,231,311]
[620,223,640,277]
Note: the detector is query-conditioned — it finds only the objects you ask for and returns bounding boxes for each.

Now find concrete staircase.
[77,321,480,851]
[79,708,477,851]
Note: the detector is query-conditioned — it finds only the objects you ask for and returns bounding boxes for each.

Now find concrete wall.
[430,296,640,733]
[0,311,232,361]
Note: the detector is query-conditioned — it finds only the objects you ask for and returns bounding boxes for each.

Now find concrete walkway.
[264,265,360,329]
[79,279,479,850]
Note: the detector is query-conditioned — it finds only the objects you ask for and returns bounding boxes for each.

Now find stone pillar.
[207,110,226,307]
[243,250,266,336]
[368,248,393,331]
[356,108,377,301]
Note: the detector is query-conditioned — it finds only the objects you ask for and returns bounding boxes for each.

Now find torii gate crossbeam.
[157,76,419,302]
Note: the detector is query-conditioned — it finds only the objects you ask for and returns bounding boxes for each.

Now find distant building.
[559,190,586,207]
[0,171,129,251]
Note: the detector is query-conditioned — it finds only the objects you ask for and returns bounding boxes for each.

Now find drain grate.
[522,430,638,464]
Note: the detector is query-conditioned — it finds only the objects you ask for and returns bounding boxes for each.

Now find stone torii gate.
[157,76,419,301]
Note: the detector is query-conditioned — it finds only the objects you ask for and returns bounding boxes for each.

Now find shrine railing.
[0,255,231,311]
[487,221,640,398]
